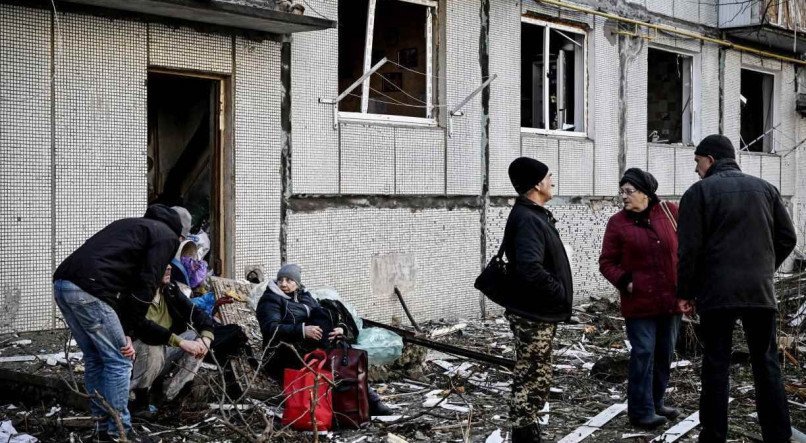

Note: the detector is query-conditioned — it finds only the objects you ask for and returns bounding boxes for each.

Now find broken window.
[521,18,586,133]
[338,0,435,120]
[647,48,692,144]
[740,69,774,152]
[147,72,227,274]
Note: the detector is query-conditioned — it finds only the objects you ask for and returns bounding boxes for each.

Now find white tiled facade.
[2,0,805,332]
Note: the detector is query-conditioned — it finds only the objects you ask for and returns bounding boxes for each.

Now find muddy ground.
[0,293,804,442]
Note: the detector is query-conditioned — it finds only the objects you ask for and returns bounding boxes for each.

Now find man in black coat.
[53,204,183,442]
[503,157,573,443]
[677,134,796,442]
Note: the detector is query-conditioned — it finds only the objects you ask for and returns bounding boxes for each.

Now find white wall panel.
[648,145,676,196]
[233,38,282,279]
[291,0,339,193]
[395,127,444,194]
[0,5,53,333]
[489,0,522,196]
[340,124,395,194]
[149,23,232,73]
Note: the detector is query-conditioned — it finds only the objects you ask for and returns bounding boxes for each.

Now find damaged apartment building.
[1,0,806,334]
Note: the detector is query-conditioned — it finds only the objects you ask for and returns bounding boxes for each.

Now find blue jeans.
[625,314,681,420]
[54,280,132,436]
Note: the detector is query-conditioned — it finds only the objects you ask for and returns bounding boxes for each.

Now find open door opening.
[147,71,226,275]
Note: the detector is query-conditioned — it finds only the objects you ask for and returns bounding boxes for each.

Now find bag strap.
[495,223,509,259]
[304,350,328,370]
[659,201,677,232]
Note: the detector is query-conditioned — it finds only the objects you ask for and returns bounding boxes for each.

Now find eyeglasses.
[618,188,638,196]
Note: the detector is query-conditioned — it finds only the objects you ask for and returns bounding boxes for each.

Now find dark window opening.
[338,0,432,118]
[521,22,585,132]
[740,69,774,152]
[647,48,692,144]
[521,22,545,129]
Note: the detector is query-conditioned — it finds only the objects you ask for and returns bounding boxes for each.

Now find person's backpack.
[326,343,370,429]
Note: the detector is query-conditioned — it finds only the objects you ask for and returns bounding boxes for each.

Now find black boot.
[368,398,394,416]
[129,388,155,419]
[511,423,542,443]
[655,405,680,419]
[629,413,667,429]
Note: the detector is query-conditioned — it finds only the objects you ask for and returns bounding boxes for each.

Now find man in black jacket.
[504,157,573,443]
[677,135,796,442]
[129,265,215,414]
[53,204,183,443]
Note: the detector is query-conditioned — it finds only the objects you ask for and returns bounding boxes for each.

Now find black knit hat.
[619,168,658,200]
[508,157,549,195]
[695,134,735,160]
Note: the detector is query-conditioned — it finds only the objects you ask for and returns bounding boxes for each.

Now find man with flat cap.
[677,134,796,442]
[503,157,573,442]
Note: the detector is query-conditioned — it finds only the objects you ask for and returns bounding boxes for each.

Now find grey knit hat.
[170,206,192,237]
[277,263,302,286]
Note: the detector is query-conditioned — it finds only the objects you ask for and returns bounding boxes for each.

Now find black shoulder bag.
[474,231,512,308]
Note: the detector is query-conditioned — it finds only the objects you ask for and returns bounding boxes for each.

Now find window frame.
[338,0,438,126]
[739,66,779,153]
[519,16,588,137]
[646,44,700,146]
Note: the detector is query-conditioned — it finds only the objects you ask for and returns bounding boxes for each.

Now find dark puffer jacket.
[256,281,319,347]
[53,204,181,336]
[135,282,216,346]
[600,202,682,318]
[502,197,574,323]
[677,159,796,312]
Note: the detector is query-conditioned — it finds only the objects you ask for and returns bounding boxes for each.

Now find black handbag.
[474,234,512,308]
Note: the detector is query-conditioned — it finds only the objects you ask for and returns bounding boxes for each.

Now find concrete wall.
[3,0,806,332]
[0,4,282,333]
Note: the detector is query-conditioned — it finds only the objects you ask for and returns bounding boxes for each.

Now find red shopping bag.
[281,350,334,431]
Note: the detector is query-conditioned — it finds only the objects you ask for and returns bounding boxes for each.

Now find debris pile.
[0,282,804,442]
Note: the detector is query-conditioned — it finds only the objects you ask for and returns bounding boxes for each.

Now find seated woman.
[256,263,392,415]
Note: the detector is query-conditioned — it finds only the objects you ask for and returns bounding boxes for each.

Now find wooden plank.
[557,403,627,443]
[652,398,734,442]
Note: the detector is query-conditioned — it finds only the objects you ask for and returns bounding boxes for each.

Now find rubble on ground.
[0,285,804,442]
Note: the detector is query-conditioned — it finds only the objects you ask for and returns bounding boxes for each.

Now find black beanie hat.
[508,157,549,195]
[619,168,658,200]
[695,134,735,160]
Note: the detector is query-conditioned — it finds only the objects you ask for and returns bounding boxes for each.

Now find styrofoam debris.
[45,406,60,417]
[10,340,32,346]
[485,428,505,443]
[670,360,691,369]
[0,420,38,443]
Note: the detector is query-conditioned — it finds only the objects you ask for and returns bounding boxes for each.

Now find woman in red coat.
[599,168,682,430]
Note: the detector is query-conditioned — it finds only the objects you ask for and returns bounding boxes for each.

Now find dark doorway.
[147,72,224,273]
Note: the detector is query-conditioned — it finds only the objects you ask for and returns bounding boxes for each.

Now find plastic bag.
[309,287,363,330]
[190,292,216,317]
[187,231,210,260]
[181,256,208,289]
[354,327,403,366]
[248,280,269,311]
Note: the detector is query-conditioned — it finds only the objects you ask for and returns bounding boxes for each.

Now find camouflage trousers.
[507,313,557,427]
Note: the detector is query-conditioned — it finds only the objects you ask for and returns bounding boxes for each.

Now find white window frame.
[646,44,701,146]
[520,17,588,137]
[739,65,779,153]
[339,0,438,127]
